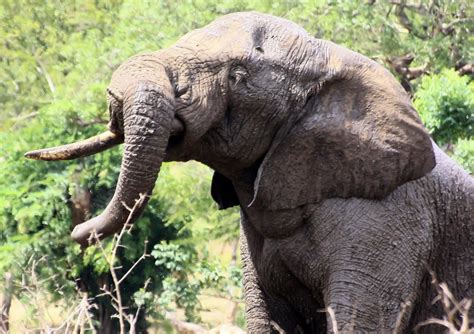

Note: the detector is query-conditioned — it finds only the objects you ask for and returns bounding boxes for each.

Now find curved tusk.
[24,130,124,161]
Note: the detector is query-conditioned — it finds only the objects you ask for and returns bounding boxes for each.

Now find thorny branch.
[36,59,56,95]
[91,193,151,334]
[414,272,472,333]
[10,257,96,333]
[386,0,473,86]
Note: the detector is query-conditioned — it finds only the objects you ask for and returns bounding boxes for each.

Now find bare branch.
[394,300,412,333]
[36,59,56,95]
[118,240,149,285]
[441,18,474,35]
[389,0,428,14]
[414,271,472,332]
[129,278,151,334]
[91,193,150,333]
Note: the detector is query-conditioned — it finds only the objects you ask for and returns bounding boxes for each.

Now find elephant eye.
[174,83,189,98]
[229,65,249,86]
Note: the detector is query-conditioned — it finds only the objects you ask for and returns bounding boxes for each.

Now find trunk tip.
[71,228,92,248]
[71,221,97,247]
[71,213,115,247]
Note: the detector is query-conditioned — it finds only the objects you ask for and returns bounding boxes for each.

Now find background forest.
[0,0,472,333]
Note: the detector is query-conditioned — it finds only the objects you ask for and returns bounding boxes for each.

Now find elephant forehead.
[109,52,172,97]
[176,17,255,57]
[174,12,316,62]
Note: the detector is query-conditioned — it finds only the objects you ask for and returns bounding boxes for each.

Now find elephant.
[25,12,473,333]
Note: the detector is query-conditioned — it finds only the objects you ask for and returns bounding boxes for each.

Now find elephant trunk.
[71,80,175,246]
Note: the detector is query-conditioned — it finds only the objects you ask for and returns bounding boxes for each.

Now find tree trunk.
[98,301,116,334]
[69,178,92,228]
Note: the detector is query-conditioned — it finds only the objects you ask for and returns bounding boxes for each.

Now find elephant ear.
[211,172,240,210]
[253,63,436,210]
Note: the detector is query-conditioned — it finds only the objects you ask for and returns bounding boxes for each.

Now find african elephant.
[26,12,473,333]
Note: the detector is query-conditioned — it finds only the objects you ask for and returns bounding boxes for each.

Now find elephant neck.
[234,177,310,239]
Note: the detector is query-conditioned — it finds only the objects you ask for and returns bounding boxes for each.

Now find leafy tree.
[452,138,474,173]
[414,69,473,145]
[1,1,472,331]
[0,1,239,332]
[152,241,242,322]
[414,69,473,173]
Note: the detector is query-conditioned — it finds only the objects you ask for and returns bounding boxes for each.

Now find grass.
[2,293,242,333]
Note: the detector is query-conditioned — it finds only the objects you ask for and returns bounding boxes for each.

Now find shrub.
[414,69,474,145]
[452,138,474,174]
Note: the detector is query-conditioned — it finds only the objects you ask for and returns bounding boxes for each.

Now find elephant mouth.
[170,115,185,138]
[166,114,186,153]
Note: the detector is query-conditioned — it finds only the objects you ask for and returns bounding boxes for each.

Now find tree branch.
[391,3,428,39]
[36,59,56,95]
[441,18,474,35]
[389,0,428,14]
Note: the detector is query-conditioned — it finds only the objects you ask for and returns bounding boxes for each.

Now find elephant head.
[25,12,436,246]
[25,55,184,245]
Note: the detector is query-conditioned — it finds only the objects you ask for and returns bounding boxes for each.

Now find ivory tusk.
[24,130,124,161]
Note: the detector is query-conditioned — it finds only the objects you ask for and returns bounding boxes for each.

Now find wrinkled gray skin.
[28,12,473,333]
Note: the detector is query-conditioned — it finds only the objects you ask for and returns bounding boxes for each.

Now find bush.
[414,69,474,145]
[452,138,474,174]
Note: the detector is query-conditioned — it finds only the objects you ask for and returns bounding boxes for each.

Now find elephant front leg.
[321,236,426,332]
[240,215,301,333]
[241,247,274,332]
[324,277,417,334]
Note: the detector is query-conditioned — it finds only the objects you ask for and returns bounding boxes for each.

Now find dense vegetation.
[1,1,472,332]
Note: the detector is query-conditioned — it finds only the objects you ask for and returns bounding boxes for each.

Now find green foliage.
[152,241,241,322]
[414,69,474,145]
[0,0,239,330]
[155,163,240,241]
[1,0,472,330]
[452,138,474,173]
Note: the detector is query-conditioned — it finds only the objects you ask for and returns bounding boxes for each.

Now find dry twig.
[91,193,151,334]
[414,272,472,333]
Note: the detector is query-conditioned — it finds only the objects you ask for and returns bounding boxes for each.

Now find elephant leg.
[302,198,434,333]
[240,213,303,333]
[323,246,425,332]
[325,284,414,333]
